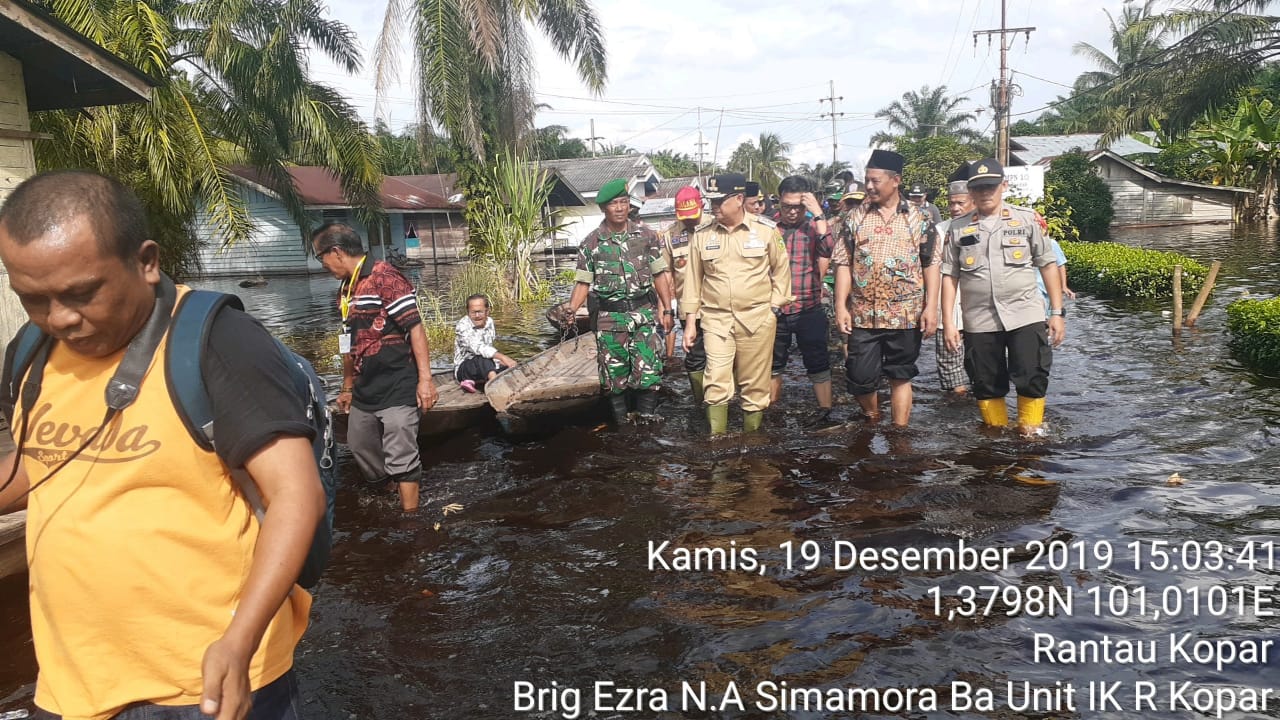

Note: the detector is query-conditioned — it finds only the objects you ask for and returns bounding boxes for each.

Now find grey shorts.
[347,404,422,485]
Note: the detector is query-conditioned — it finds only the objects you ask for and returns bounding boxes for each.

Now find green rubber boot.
[742,410,764,433]
[688,371,705,405]
[706,404,729,435]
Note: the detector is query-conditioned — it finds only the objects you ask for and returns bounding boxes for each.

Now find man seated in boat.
[454,293,517,392]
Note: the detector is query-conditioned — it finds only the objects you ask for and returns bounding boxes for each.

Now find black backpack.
[1,288,337,589]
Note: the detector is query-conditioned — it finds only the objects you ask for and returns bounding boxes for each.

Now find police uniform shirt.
[941,202,1055,333]
[660,220,696,299]
[681,214,794,334]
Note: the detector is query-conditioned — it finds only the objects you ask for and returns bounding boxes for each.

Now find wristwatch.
[1049,308,1067,318]
[663,309,675,316]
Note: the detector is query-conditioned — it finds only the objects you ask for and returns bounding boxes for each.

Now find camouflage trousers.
[594,308,664,394]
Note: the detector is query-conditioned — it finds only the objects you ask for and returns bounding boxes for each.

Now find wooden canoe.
[545,302,591,336]
[485,333,601,420]
[331,369,493,443]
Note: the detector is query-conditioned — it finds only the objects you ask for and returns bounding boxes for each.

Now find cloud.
[309,0,1124,170]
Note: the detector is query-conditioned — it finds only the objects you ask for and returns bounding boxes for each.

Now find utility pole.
[695,107,709,184]
[974,0,1034,165]
[587,118,604,157]
[819,80,843,168]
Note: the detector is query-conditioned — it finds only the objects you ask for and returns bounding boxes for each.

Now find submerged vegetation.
[1228,298,1280,375]
[1061,241,1207,300]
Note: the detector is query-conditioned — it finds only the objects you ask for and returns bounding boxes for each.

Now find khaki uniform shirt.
[682,213,794,335]
[941,202,1055,333]
[659,220,697,300]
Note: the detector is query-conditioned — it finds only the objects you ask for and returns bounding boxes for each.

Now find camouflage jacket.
[573,220,669,302]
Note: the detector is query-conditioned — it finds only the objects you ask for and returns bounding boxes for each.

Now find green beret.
[597,178,628,205]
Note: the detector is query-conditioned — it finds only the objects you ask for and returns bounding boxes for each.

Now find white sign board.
[1004,166,1045,202]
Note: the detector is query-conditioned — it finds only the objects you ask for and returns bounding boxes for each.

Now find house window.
[321,209,347,221]
[1174,196,1192,215]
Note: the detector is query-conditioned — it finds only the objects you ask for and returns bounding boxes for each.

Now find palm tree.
[650,150,698,178]
[35,0,382,274]
[1088,0,1280,138]
[725,133,791,194]
[1073,1,1169,91]
[794,162,850,193]
[872,85,982,144]
[377,0,607,161]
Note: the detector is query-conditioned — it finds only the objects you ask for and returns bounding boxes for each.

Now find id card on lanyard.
[338,256,366,354]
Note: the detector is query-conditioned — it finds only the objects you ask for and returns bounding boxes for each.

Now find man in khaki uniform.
[660,185,707,400]
[683,173,793,435]
[941,159,1066,435]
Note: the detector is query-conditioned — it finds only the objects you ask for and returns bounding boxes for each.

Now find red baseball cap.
[675,186,703,220]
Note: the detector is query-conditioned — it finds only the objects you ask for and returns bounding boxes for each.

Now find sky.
[308,0,1127,170]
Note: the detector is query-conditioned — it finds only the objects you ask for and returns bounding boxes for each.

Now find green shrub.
[1061,241,1207,299]
[1228,298,1280,374]
[1047,151,1114,240]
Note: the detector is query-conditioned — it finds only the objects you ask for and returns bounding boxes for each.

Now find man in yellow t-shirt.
[0,170,323,720]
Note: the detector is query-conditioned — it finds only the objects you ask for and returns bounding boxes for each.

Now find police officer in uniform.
[941,159,1065,435]
[567,178,675,424]
[661,185,708,401]
[682,173,793,435]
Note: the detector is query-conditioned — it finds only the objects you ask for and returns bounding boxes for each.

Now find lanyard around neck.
[340,255,367,322]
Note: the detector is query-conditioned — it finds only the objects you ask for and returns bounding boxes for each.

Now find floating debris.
[442,503,464,516]
[1167,472,1185,486]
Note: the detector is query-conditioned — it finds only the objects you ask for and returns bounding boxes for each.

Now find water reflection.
[0,228,1277,717]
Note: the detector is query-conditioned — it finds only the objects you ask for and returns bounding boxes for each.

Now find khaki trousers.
[703,314,777,412]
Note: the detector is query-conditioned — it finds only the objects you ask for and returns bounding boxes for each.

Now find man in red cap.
[660,185,708,400]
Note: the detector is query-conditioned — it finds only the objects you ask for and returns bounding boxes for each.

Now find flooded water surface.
[0,226,1278,718]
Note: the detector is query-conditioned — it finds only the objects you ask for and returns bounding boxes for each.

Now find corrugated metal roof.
[650,176,701,199]
[1009,134,1155,166]
[537,155,657,197]
[229,166,462,210]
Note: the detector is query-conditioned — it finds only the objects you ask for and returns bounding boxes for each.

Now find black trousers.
[845,328,922,396]
[683,318,707,372]
[455,356,501,386]
[963,323,1052,400]
[771,306,831,379]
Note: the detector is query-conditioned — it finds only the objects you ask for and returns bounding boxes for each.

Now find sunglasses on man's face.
[780,203,805,212]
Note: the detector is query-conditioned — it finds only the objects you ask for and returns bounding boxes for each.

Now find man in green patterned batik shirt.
[566,178,675,425]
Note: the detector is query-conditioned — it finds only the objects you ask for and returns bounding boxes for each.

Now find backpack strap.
[165,290,273,525]
[166,290,245,451]
[1,323,48,424]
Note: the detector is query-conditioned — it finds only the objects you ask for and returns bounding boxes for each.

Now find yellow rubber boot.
[1017,396,1045,432]
[688,371,706,406]
[707,404,729,435]
[742,410,764,433]
[977,398,1009,428]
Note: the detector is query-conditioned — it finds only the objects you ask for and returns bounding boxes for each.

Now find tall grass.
[466,149,562,303]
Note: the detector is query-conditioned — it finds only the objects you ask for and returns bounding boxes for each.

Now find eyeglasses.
[779,203,805,212]
[314,246,336,262]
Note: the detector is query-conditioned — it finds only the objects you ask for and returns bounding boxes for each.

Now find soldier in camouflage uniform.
[567,178,675,424]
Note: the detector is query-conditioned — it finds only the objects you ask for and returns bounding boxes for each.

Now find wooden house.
[195,167,467,277]
[537,155,660,246]
[1090,151,1254,227]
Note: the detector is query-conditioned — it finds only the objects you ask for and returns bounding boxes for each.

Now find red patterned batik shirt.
[340,259,423,411]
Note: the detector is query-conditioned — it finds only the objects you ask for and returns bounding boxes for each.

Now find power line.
[1009,0,1254,120]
